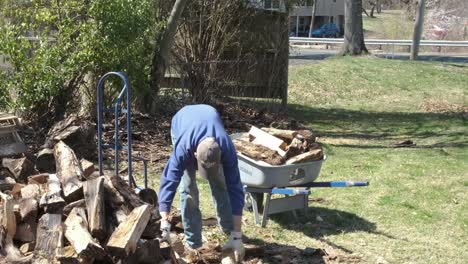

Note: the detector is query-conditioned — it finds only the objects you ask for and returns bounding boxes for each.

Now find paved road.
[289,47,468,65]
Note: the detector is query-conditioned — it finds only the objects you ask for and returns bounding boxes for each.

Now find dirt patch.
[420,99,468,114]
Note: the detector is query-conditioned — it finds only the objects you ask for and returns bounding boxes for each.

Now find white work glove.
[160,219,171,243]
[222,231,245,263]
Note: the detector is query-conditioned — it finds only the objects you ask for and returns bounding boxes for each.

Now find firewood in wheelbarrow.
[232,139,283,165]
[283,138,304,161]
[260,127,298,143]
[249,126,287,156]
[285,149,323,165]
[296,129,317,148]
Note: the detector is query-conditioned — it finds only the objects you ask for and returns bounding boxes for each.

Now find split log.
[125,239,161,264]
[19,198,38,223]
[56,246,95,264]
[283,138,304,161]
[0,180,15,192]
[296,129,316,147]
[261,127,298,142]
[64,207,106,259]
[19,242,35,254]
[20,183,42,200]
[54,141,84,202]
[14,222,36,242]
[63,199,86,216]
[80,159,95,179]
[107,204,151,257]
[43,116,96,160]
[36,148,55,173]
[159,241,178,264]
[39,173,65,213]
[233,139,283,165]
[285,149,323,165]
[34,214,63,263]
[249,126,287,156]
[27,173,49,184]
[108,175,143,210]
[83,177,105,240]
[0,192,16,240]
[0,167,14,181]
[2,157,37,183]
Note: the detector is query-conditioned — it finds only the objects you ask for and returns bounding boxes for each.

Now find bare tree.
[341,0,368,55]
[149,0,188,110]
[308,0,318,37]
[410,0,425,60]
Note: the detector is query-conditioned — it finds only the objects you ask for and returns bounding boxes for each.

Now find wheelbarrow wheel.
[244,192,264,214]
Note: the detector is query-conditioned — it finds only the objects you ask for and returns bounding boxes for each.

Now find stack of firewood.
[232,126,324,166]
[0,117,177,264]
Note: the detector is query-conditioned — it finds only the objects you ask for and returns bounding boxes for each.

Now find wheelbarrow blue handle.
[292,181,369,188]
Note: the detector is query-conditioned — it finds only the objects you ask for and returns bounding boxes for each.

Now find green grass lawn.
[363,10,414,40]
[283,56,467,263]
[144,56,467,263]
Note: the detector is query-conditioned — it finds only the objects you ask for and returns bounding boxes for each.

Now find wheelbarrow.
[230,133,368,227]
[96,72,157,205]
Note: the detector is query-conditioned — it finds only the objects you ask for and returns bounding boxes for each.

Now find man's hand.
[223,231,245,263]
[160,219,171,243]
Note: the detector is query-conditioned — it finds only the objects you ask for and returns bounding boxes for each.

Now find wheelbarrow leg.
[248,193,261,225]
[261,193,272,227]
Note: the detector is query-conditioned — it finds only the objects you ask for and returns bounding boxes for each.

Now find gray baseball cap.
[196,137,221,180]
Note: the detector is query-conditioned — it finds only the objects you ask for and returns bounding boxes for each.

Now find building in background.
[290,0,344,37]
[250,0,344,37]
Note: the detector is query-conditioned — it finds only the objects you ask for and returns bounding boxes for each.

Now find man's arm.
[222,142,245,231]
[158,145,189,218]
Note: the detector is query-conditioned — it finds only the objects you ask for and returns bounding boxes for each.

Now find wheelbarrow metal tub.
[231,133,326,188]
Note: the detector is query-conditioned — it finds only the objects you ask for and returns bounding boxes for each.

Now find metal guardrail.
[290,37,468,47]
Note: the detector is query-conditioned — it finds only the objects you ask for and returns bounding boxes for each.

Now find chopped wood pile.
[0,139,166,263]
[232,126,324,165]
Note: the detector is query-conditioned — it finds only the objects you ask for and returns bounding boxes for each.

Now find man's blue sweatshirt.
[158,104,244,215]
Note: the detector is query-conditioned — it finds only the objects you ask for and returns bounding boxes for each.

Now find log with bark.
[54,141,84,202]
[34,213,63,263]
[35,148,55,173]
[43,116,96,160]
[39,173,65,213]
[260,127,298,143]
[2,157,37,183]
[83,177,106,240]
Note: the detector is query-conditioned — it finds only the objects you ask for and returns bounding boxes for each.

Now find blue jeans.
[172,131,233,248]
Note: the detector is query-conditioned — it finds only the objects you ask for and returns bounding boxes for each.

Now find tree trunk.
[308,0,318,37]
[149,0,188,112]
[362,7,370,17]
[342,0,368,55]
[376,0,382,13]
[370,3,376,17]
[410,0,425,60]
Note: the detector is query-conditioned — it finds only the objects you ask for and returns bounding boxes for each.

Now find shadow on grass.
[269,206,396,253]
[288,104,467,149]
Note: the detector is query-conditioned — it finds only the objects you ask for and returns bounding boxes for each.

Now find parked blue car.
[311,23,341,38]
